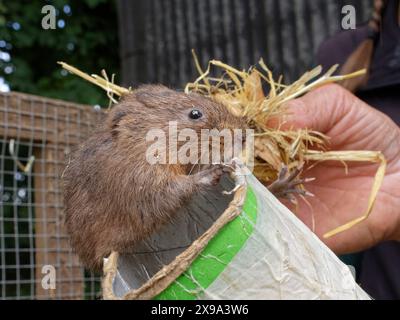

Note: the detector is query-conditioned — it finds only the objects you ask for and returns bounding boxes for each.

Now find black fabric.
[367,0,400,90]
[360,241,400,299]
[317,0,400,91]
[358,84,400,124]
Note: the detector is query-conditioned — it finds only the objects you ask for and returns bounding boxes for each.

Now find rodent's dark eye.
[189,109,203,120]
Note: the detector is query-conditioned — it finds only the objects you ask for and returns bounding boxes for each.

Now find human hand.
[279,84,400,254]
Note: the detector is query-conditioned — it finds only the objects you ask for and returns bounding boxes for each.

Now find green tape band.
[155,187,258,300]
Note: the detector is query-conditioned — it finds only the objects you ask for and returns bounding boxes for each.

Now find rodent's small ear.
[107,110,128,138]
[134,84,175,108]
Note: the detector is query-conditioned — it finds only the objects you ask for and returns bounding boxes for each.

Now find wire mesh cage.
[0,91,104,299]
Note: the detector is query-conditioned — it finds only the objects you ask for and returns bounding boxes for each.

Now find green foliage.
[0,0,120,106]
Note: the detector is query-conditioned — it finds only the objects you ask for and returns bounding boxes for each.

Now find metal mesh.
[0,91,104,299]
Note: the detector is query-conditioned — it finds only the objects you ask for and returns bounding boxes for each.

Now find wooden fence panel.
[0,92,103,299]
[117,0,372,87]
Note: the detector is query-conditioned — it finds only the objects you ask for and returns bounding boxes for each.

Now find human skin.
[277,84,400,254]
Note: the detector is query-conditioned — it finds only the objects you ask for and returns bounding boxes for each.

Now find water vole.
[63,85,247,271]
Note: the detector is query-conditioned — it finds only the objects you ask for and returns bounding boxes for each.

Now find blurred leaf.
[0,0,119,106]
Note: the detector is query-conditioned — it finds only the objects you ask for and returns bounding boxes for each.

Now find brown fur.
[63,85,246,271]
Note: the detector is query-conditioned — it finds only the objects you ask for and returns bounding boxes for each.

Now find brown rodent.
[63,85,247,271]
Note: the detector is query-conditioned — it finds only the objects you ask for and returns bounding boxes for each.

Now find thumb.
[279,83,354,134]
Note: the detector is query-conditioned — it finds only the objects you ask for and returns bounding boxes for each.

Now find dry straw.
[58,56,386,239]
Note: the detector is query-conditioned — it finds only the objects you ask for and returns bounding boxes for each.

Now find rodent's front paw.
[194,165,225,186]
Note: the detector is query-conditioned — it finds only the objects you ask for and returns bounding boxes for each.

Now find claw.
[268,163,312,200]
